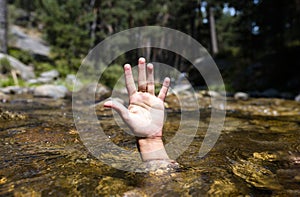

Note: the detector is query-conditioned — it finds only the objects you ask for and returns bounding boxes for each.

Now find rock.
[0,53,35,80]
[295,94,300,102]
[37,77,54,83]
[75,83,111,102]
[261,88,280,98]
[199,90,221,98]
[0,92,10,102]
[234,92,249,100]
[10,25,50,57]
[27,79,39,84]
[171,84,192,94]
[0,86,28,94]
[40,69,59,79]
[65,74,82,91]
[34,85,68,99]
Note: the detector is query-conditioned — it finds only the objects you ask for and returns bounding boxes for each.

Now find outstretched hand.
[104,57,171,161]
[104,57,170,138]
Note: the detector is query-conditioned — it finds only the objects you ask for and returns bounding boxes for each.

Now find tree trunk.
[209,7,218,55]
[0,0,8,54]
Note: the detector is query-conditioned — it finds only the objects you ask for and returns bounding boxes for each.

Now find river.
[0,95,299,196]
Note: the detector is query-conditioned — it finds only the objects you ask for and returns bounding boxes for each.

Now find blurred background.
[0,0,299,97]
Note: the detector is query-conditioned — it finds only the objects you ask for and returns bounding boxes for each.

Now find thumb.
[104,100,129,121]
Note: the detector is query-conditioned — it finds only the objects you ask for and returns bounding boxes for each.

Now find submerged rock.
[228,157,282,190]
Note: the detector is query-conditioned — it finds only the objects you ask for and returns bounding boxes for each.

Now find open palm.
[104,57,170,137]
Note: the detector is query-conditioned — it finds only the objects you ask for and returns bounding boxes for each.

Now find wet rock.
[228,157,282,190]
[208,178,239,196]
[123,189,146,197]
[295,94,300,102]
[234,92,249,100]
[34,85,68,99]
[0,53,35,80]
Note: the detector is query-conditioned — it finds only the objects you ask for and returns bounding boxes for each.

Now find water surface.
[0,95,299,196]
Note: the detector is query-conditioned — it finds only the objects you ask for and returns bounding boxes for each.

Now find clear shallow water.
[0,95,300,196]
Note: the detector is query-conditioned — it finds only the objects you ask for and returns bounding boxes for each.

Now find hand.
[104,57,171,161]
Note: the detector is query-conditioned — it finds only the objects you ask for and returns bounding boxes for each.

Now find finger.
[124,64,136,96]
[147,63,155,95]
[138,57,147,92]
[158,77,170,101]
[104,100,129,121]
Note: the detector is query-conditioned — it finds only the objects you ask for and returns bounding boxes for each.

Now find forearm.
[137,137,170,161]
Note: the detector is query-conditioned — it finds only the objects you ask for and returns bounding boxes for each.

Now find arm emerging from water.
[104,57,173,162]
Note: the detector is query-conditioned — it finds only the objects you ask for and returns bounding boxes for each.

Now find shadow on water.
[0,95,300,196]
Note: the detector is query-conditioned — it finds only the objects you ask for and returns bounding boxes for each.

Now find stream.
[0,94,300,196]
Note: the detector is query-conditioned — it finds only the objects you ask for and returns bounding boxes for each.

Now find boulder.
[40,69,59,79]
[34,85,68,99]
[0,86,30,94]
[74,83,111,102]
[0,53,35,80]
[10,25,50,57]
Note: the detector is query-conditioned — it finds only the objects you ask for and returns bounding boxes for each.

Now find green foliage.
[0,57,11,74]
[100,64,124,89]
[0,76,15,87]
[34,62,55,75]
[8,48,34,64]
[0,75,26,87]
[6,0,300,92]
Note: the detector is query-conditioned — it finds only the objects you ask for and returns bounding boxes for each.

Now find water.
[0,95,300,196]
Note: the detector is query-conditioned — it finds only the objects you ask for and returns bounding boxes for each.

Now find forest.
[1,0,300,95]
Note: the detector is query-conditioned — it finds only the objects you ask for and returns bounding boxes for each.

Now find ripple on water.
[0,96,300,195]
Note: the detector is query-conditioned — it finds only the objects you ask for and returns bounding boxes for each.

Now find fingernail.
[124,64,131,70]
[139,57,146,64]
[147,63,153,69]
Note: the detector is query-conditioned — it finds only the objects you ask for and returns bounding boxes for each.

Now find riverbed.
[0,95,299,196]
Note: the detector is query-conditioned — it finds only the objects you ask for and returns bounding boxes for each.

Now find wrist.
[137,136,170,161]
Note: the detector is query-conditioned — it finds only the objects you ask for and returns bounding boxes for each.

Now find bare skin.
[104,57,171,161]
